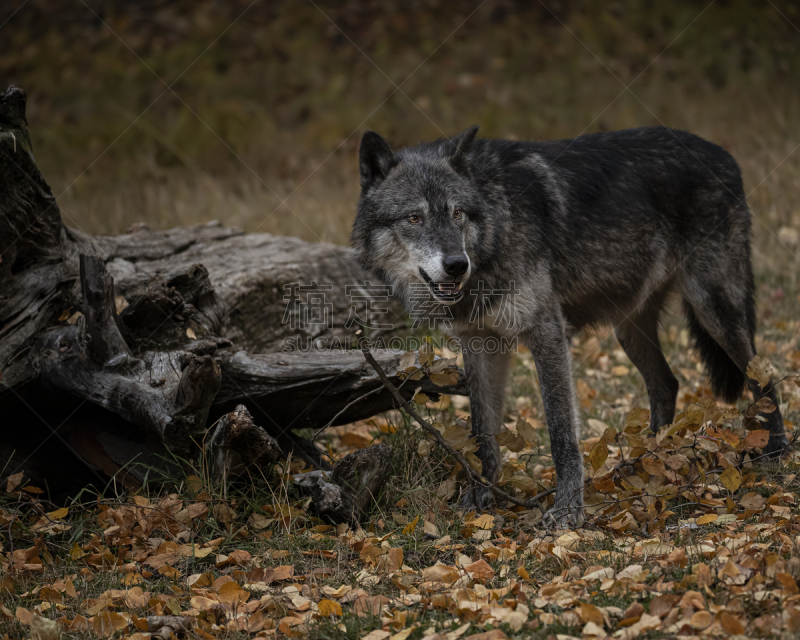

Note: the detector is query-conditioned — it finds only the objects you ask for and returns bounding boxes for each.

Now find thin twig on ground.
[310,366,422,449]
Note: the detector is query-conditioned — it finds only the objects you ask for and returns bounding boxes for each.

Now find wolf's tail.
[683,300,747,403]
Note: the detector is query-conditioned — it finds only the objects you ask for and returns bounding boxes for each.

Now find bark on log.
[213,349,465,432]
[38,255,223,456]
[0,85,467,493]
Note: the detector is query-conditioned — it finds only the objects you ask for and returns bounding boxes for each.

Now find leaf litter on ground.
[2,345,800,639]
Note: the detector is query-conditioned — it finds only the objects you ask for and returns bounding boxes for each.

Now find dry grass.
[2,1,799,256]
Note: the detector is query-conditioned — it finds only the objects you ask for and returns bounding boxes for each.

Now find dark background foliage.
[2,0,799,256]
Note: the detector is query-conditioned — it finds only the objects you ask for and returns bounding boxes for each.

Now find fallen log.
[39,255,222,457]
[0,85,467,494]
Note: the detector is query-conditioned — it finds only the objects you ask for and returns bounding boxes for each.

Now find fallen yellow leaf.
[318,598,343,617]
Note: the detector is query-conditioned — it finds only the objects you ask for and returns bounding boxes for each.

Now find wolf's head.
[351,126,483,309]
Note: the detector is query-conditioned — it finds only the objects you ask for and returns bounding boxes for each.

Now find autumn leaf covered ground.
[3,2,800,639]
[2,286,800,640]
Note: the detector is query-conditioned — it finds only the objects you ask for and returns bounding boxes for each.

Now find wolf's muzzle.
[419,267,465,303]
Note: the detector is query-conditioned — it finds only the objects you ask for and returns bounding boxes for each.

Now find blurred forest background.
[2,0,800,274]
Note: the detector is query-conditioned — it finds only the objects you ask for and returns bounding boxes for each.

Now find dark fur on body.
[352,125,788,526]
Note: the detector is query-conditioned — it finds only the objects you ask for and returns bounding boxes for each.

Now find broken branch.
[360,340,555,511]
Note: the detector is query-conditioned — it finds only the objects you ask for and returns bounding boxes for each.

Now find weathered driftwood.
[0,84,403,393]
[213,349,465,432]
[0,85,467,493]
[295,443,394,525]
[209,404,283,497]
[38,255,222,457]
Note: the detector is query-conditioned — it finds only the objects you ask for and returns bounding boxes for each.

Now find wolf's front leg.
[522,312,585,529]
[458,341,512,511]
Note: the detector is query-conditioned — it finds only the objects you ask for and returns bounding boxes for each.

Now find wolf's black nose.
[443,254,469,278]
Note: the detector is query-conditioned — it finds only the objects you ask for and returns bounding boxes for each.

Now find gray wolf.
[351,125,788,527]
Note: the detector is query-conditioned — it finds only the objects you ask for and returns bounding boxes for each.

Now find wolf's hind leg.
[458,344,512,510]
[614,296,678,433]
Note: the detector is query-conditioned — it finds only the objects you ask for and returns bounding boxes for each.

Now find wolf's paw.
[458,484,494,512]
[542,501,584,530]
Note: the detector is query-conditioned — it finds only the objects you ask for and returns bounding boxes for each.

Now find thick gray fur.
[351,125,788,527]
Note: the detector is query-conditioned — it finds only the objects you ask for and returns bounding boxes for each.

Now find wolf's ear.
[445,125,479,172]
[359,131,394,192]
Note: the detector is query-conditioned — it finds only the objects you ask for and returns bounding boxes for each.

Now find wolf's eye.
[453,208,464,220]
[407,213,421,224]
